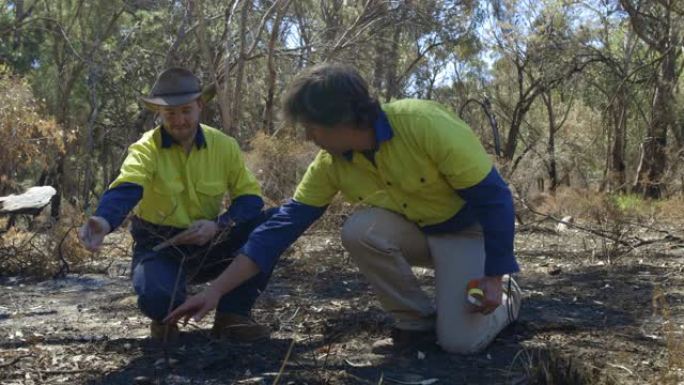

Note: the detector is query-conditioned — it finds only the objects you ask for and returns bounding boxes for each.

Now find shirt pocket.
[195,180,226,215]
[151,178,185,195]
[142,178,185,223]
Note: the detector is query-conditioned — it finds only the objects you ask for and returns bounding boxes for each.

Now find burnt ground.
[1,225,683,385]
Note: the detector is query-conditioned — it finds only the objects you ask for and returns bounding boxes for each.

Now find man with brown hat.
[78,68,276,343]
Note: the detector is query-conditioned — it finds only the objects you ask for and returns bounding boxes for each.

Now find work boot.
[211,313,270,342]
[371,328,436,354]
[150,320,179,343]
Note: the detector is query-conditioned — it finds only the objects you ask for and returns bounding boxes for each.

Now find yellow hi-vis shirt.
[109,124,261,228]
[293,99,493,226]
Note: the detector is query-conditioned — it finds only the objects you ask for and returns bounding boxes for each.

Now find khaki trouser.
[341,208,521,354]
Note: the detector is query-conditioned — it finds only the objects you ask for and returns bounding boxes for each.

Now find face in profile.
[303,122,359,156]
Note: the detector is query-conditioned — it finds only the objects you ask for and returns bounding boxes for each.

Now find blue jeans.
[130,209,277,322]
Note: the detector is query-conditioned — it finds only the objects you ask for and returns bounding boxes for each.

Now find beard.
[165,124,197,143]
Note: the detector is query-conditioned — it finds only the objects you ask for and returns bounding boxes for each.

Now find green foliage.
[611,193,646,213]
[0,0,680,215]
[0,3,43,73]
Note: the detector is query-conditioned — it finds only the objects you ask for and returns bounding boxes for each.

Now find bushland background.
[1,1,683,384]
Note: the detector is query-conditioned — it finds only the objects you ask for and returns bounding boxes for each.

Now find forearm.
[456,168,519,276]
[207,254,260,296]
[241,199,326,273]
[217,194,264,228]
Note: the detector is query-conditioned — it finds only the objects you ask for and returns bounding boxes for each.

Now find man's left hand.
[164,287,222,325]
[473,275,503,314]
[169,219,219,247]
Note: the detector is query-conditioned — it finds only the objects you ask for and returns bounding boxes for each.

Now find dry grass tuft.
[245,133,354,232]
[652,285,684,385]
[246,132,318,205]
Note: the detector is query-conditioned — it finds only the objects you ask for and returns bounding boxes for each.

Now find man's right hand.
[78,216,111,252]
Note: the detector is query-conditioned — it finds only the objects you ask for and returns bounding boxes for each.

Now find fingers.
[192,303,212,322]
[155,221,217,250]
[79,217,110,252]
[78,225,89,245]
[468,279,502,315]
[171,228,198,244]
[163,300,211,325]
[479,301,500,315]
[87,217,102,233]
[78,224,101,252]
[164,303,194,325]
[175,224,215,246]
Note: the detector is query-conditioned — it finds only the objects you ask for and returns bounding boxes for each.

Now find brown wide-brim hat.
[141,67,203,110]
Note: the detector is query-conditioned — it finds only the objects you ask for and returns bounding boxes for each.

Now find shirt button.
[386,181,392,186]
[420,177,426,183]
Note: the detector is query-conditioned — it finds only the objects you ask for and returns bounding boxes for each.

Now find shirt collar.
[160,125,207,149]
[342,110,394,161]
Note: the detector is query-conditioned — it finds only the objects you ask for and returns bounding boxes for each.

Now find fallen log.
[0,186,56,215]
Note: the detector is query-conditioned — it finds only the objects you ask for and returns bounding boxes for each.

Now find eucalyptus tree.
[11,0,129,215]
[369,0,485,102]
[578,1,648,193]
[619,0,684,198]
[0,1,44,74]
[487,0,597,174]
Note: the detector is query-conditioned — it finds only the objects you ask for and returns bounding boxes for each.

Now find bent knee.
[137,292,178,321]
[341,209,376,250]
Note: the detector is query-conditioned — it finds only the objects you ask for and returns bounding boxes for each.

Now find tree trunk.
[502,58,536,161]
[372,31,387,92]
[619,0,682,198]
[293,1,312,69]
[503,99,533,161]
[542,91,558,192]
[82,64,100,211]
[13,0,24,50]
[263,0,290,135]
[384,5,406,102]
[633,48,676,198]
[320,0,343,58]
[229,0,251,137]
[609,90,628,191]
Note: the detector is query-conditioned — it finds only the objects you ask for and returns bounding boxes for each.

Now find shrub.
[0,65,71,193]
[245,132,318,204]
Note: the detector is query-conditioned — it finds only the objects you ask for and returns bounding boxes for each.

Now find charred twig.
[272,337,296,385]
[54,225,77,278]
[517,197,684,249]
[519,198,632,246]
[0,353,33,369]
[38,368,100,375]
